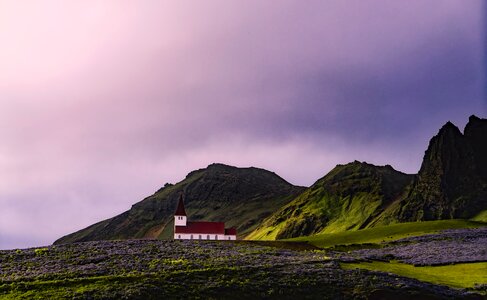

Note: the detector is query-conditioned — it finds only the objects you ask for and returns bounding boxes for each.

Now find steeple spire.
[174,193,187,216]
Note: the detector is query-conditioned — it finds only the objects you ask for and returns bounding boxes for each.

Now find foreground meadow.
[1,227,486,299]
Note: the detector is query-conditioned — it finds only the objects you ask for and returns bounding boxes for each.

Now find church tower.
[173,193,237,240]
[174,194,187,227]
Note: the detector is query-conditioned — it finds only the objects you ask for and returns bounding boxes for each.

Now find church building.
[173,195,237,240]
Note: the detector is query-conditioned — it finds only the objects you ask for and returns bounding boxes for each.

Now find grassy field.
[472,210,487,223]
[5,240,470,299]
[285,220,485,248]
[341,261,487,290]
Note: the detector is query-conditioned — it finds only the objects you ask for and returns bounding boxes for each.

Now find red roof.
[174,194,186,216]
[175,221,225,234]
[225,228,237,236]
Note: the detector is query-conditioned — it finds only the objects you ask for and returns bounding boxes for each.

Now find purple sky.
[1,1,485,249]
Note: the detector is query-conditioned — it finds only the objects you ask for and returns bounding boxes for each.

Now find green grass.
[245,222,287,240]
[247,162,414,241]
[321,194,383,233]
[285,220,485,248]
[341,261,487,290]
[246,192,385,241]
[0,267,248,299]
[472,210,487,223]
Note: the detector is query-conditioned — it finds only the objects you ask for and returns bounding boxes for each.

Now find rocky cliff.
[395,115,487,221]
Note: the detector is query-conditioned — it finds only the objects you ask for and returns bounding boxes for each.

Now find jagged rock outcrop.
[464,115,487,181]
[54,164,304,244]
[396,116,487,221]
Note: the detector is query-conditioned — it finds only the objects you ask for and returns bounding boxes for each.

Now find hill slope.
[247,161,413,240]
[54,163,304,244]
[249,115,486,240]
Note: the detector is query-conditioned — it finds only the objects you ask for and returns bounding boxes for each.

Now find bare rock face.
[397,115,487,221]
[464,115,487,181]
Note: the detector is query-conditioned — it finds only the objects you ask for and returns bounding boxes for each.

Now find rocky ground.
[0,230,486,299]
[335,227,487,266]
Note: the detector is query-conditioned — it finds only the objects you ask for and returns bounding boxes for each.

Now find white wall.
[174,215,187,226]
[174,233,238,240]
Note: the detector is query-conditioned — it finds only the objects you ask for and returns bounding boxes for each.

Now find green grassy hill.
[54,164,304,244]
[472,210,487,222]
[246,161,413,240]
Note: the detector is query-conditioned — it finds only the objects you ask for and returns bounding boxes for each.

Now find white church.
[173,195,237,240]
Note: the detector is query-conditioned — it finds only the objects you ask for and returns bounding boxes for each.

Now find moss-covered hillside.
[54,164,304,244]
[247,161,413,240]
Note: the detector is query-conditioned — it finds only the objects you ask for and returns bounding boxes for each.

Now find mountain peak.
[336,160,401,174]
[464,115,486,133]
[397,115,486,221]
[468,114,481,123]
[464,115,487,180]
[438,121,461,135]
[207,163,235,169]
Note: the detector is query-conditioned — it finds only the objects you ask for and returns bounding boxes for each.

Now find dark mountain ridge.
[54,163,305,244]
[55,115,486,243]
[249,115,486,239]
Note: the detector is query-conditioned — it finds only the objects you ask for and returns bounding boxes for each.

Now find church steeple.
[174,194,187,216]
[174,194,187,227]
